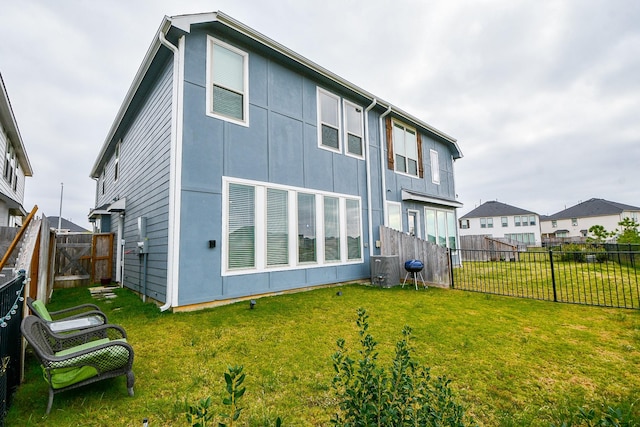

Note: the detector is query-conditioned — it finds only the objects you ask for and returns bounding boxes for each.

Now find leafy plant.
[186,365,282,427]
[331,308,473,426]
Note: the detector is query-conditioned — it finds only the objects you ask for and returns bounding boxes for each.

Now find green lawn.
[7,284,640,426]
[454,255,640,309]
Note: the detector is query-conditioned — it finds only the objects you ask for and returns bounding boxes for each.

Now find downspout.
[378,106,392,226]
[364,98,377,257]
[158,30,184,312]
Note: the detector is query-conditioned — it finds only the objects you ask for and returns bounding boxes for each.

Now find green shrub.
[331,308,474,426]
[185,365,282,427]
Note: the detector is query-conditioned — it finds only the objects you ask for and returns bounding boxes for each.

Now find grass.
[454,254,640,308]
[7,283,640,426]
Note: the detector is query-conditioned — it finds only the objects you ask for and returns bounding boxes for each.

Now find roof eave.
[0,73,33,176]
[90,17,174,178]
[90,10,462,179]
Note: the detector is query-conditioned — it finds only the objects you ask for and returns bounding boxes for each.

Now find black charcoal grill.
[402,259,427,290]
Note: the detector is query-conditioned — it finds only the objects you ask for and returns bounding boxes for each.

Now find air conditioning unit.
[370,255,401,288]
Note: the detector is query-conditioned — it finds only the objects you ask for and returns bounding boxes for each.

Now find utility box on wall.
[370,255,401,288]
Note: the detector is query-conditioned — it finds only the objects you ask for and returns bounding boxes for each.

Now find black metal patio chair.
[20,315,135,414]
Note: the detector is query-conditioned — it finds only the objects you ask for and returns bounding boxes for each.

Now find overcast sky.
[1,0,638,228]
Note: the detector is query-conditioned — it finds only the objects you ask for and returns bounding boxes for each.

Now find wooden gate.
[53,232,114,288]
[92,233,114,284]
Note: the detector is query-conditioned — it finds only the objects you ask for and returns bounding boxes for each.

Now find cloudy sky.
[1,0,638,228]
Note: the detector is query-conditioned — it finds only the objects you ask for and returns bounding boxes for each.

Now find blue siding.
[98,58,173,302]
[177,28,374,305]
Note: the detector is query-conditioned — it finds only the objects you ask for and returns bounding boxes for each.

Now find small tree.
[587,225,613,243]
[615,217,640,244]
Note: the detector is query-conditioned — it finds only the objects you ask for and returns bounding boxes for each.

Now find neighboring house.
[0,72,33,227]
[88,12,463,311]
[47,216,90,233]
[458,201,541,246]
[540,198,640,242]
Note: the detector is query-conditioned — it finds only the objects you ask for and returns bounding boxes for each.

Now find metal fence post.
[549,249,558,302]
[449,249,455,289]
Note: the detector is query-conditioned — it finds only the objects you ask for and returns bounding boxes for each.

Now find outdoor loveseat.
[20,315,135,414]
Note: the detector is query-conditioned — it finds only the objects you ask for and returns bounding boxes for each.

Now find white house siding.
[540,214,624,239]
[96,59,173,302]
[0,124,26,226]
[459,215,541,246]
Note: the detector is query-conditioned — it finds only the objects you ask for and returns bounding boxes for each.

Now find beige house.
[540,198,640,242]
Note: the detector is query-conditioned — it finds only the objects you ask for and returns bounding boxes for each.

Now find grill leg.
[402,272,410,288]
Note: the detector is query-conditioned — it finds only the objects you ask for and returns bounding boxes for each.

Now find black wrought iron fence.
[451,249,640,309]
[0,270,26,426]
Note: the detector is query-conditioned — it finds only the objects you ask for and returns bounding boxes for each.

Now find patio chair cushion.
[44,338,129,389]
[31,299,53,321]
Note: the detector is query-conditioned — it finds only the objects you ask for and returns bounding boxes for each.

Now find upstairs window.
[3,143,16,188]
[317,88,341,151]
[207,37,249,125]
[385,118,423,178]
[430,149,440,184]
[459,219,470,229]
[501,217,508,227]
[344,100,364,157]
[393,122,418,176]
[114,141,120,182]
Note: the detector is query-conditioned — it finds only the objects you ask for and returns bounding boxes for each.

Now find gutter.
[363,98,377,257]
[378,106,392,226]
[158,30,185,312]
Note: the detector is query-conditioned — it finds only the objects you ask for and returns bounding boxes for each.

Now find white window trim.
[408,209,421,238]
[430,149,440,184]
[392,119,419,178]
[222,176,363,276]
[206,36,250,127]
[317,87,342,153]
[343,99,364,159]
[386,201,402,231]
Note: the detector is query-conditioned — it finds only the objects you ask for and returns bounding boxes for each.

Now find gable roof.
[460,201,537,219]
[0,72,33,176]
[47,216,90,232]
[90,11,462,178]
[545,198,640,220]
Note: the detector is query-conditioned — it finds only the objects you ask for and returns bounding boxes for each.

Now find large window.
[227,183,255,269]
[425,208,457,250]
[298,193,317,263]
[324,196,341,262]
[387,202,402,231]
[393,122,418,176]
[318,88,341,151]
[207,37,248,124]
[266,188,288,266]
[224,178,362,274]
[3,143,16,189]
[344,100,364,157]
[346,199,361,260]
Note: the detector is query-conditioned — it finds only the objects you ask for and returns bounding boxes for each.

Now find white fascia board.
[0,74,33,175]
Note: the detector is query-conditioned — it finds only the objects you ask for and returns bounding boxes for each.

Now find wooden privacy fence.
[459,235,520,262]
[53,233,113,288]
[378,226,450,287]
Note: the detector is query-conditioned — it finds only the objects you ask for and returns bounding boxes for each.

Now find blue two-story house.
[89,12,463,311]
